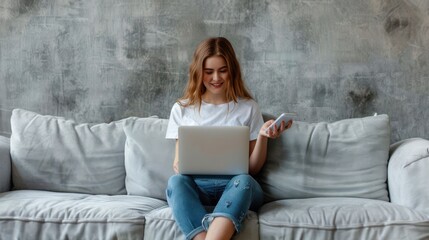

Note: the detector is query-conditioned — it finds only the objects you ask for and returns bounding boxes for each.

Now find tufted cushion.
[144,206,259,240]
[258,114,391,202]
[0,190,166,239]
[123,117,175,200]
[259,197,429,239]
[10,109,129,195]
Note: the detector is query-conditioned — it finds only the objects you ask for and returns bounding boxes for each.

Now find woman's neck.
[202,93,228,105]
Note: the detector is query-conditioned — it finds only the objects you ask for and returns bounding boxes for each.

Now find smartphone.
[266,113,297,133]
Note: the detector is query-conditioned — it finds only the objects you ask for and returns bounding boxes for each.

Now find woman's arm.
[249,120,292,175]
[248,136,268,175]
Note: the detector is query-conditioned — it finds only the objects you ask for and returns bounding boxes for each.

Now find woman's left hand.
[259,119,293,139]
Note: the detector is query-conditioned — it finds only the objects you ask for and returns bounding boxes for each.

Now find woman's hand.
[259,119,293,139]
[173,159,179,174]
[249,119,293,175]
[173,141,179,174]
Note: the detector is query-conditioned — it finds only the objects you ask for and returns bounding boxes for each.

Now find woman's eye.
[205,71,213,74]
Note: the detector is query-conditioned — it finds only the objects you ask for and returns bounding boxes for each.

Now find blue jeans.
[166,174,264,240]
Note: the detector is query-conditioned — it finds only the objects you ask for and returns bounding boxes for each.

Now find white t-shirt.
[165,98,264,141]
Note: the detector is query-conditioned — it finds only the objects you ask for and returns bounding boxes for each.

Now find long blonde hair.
[178,37,253,107]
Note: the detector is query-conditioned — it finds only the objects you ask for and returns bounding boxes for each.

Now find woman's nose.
[213,71,219,81]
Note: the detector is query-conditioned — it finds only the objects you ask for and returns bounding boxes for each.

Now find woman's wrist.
[258,133,269,141]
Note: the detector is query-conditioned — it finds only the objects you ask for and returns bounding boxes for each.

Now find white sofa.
[0,109,428,239]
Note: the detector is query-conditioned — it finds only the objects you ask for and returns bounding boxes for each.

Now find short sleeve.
[249,101,264,141]
[165,103,182,139]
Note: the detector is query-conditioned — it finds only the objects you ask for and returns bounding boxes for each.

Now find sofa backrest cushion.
[258,114,391,202]
[10,109,128,195]
[123,117,175,200]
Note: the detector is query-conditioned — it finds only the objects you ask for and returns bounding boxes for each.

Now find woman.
[165,37,292,240]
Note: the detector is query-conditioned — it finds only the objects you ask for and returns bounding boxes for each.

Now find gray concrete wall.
[1,0,428,142]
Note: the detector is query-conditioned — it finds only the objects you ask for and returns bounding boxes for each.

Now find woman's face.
[202,55,230,101]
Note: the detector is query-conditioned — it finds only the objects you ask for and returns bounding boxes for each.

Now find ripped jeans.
[166,174,264,240]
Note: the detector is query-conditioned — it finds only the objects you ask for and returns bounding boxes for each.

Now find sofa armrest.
[0,135,11,192]
[388,138,429,215]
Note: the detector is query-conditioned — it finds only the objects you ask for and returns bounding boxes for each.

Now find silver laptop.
[178,126,250,175]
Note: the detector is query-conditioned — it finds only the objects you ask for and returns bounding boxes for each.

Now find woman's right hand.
[259,119,293,139]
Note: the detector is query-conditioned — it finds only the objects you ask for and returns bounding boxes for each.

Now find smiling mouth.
[210,82,223,88]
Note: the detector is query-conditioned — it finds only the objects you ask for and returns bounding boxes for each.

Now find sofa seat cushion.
[144,206,259,240]
[0,190,166,240]
[259,197,429,240]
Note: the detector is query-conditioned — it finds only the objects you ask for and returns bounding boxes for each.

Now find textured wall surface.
[0,0,428,142]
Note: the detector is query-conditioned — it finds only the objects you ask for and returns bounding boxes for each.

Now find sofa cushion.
[123,117,175,200]
[0,190,166,240]
[388,138,429,215]
[10,109,129,195]
[259,197,429,240]
[258,114,390,202]
[0,136,11,192]
[144,206,259,240]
